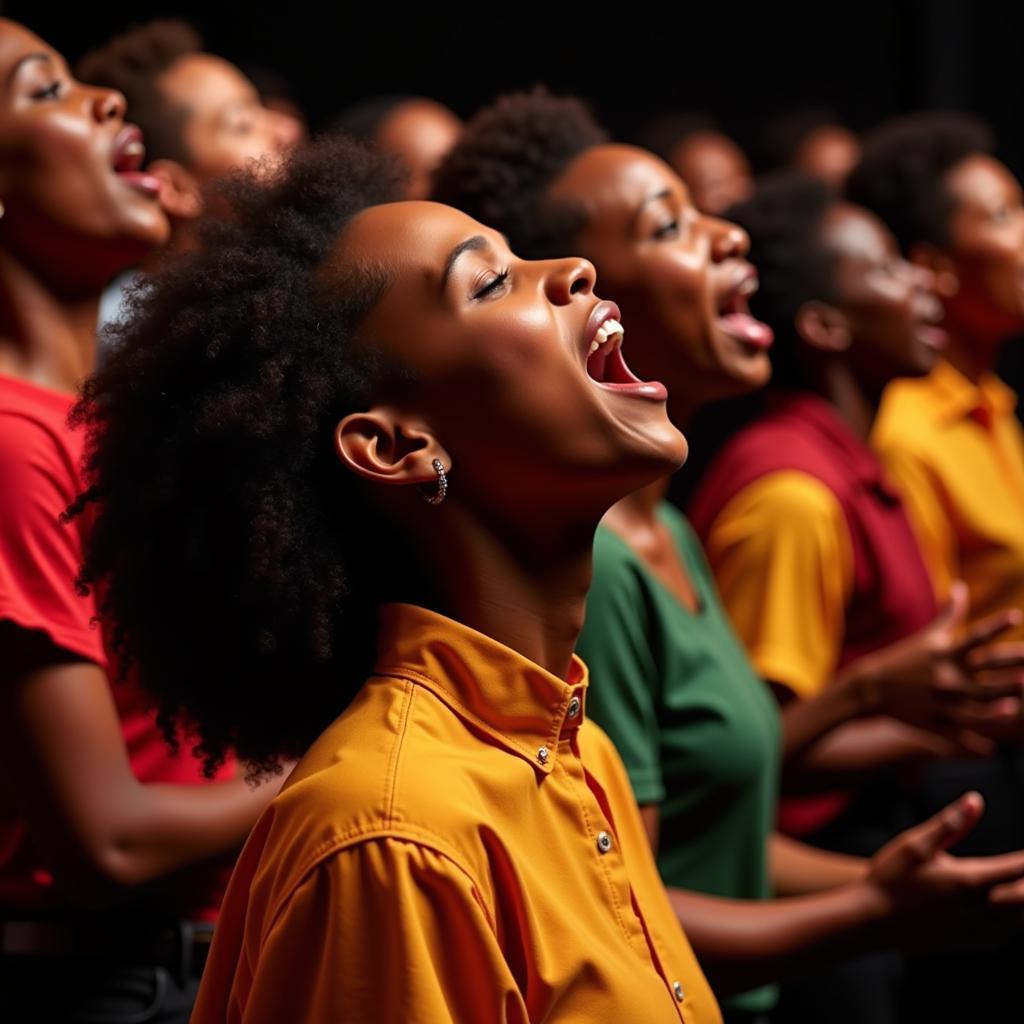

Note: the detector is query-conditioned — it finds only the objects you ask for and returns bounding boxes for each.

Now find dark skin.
[375,99,462,201]
[669,129,754,216]
[544,142,1024,993]
[912,153,1024,383]
[332,200,686,675]
[0,20,287,908]
[794,125,861,192]
[147,52,301,249]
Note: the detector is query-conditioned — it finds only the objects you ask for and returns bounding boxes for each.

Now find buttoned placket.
[548,694,689,1019]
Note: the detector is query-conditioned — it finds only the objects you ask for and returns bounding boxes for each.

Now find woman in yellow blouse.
[68,134,1024,1024]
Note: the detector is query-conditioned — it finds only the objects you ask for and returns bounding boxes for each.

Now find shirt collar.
[373,602,588,774]
[927,358,1017,427]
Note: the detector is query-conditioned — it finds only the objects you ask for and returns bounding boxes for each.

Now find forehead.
[159,53,257,111]
[557,144,686,218]
[336,200,504,287]
[823,202,895,261]
[946,153,1022,207]
[0,21,59,78]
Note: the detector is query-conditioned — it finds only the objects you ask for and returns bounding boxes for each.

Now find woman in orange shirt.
[71,133,1024,1024]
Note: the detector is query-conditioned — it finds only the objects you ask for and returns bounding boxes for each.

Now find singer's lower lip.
[594,380,668,400]
[117,170,161,198]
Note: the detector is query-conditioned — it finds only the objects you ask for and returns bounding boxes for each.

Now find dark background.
[9,1,1024,175]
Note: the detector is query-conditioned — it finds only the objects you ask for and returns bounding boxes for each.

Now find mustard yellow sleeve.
[876,446,955,603]
[234,837,529,1024]
[702,471,854,700]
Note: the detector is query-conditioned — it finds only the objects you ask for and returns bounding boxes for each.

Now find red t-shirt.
[0,373,235,920]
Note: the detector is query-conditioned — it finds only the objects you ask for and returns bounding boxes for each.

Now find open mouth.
[584,311,667,400]
[715,271,774,350]
[111,125,162,198]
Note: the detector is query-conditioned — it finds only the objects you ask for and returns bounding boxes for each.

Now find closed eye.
[473,268,511,300]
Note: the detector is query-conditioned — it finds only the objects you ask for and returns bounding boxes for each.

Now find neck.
[0,251,99,392]
[941,325,1000,384]
[603,477,669,537]
[815,360,879,441]
[408,506,602,680]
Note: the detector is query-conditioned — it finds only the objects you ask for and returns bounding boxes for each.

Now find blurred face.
[336,201,686,515]
[824,203,945,387]
[0,20,169,287]
[376,100,462,200]
[794,125,861,191]
[547,144,773,415]
[669,130,753,215]
[941,154,1024,342]
[158,53,301,181]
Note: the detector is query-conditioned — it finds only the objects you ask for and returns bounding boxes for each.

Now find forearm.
[770,832,867,896]
[779,676,864,761]
[781,718,947,792]
[668,884,885,996]
[85,773,280,894]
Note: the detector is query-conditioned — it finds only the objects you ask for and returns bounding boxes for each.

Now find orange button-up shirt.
[191,602,720,1024]
[873,358,1024,639]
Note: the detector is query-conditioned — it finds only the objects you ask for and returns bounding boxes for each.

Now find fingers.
[953,608,1024,656]
[897,791,985,866]
[932,580,970,633]
[966,642,1024,673]
[942,697,1022,732]
[960,849,1024,890]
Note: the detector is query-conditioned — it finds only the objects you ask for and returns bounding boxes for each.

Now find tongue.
[718,312,774,350]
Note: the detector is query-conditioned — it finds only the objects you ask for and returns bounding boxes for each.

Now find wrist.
[837,658,884,717]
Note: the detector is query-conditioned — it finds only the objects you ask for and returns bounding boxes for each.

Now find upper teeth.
[589,318,624,355]
[123,140,144,158]
[738,276,758,297]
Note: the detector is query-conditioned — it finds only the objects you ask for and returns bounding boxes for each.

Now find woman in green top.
[434,89,1024,1023]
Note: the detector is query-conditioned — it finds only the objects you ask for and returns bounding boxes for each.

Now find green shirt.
[577,502,782,1012]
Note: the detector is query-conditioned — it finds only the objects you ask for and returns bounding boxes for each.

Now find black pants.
[0,957,199,1024]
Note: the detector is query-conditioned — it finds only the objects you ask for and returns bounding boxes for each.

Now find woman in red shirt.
[0,19,286,1023]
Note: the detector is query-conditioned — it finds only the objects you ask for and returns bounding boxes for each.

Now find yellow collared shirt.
[872,358,1024,638]
[191,602,720,1024]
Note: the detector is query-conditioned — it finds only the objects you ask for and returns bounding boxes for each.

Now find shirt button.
[536,746,549,765]
[567,696,581,719]
[596,831,613,854]
[673,981,685,1002]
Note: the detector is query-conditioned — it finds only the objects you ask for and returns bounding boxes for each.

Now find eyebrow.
[6,53,52,91]
[439,234,508,293]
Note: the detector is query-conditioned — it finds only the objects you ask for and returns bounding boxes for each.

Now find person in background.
[327,93,462,199]
[0,19,287,1024]
[75,18,302,339]
[635,111,754,215]
[757,111,861,192]
[848,109,1024,1024]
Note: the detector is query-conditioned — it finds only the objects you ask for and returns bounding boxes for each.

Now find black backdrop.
[9,1,1024,176]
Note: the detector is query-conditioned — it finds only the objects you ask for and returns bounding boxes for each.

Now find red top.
[0,373,234,921]
[689,392,938,835]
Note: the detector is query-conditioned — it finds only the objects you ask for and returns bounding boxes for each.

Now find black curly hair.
[75,19,204,165]
[846,111,994,254]
[726,172,841,390]
[66,135,410,776]
[431,86,608,260]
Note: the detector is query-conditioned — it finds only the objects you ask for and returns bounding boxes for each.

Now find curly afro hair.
[431,86,608,260]
[726,172,841,390]
[75,19,203,165]
[846,111,994,254]
[67,135,409,776]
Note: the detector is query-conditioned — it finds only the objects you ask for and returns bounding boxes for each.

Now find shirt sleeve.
[228,837,530,1024]
[701,471,854,700]
[0,415,106,669]
[876,445,955,603]
[576,532,665,805]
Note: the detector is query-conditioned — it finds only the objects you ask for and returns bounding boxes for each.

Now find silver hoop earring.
[422,458,448,506]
